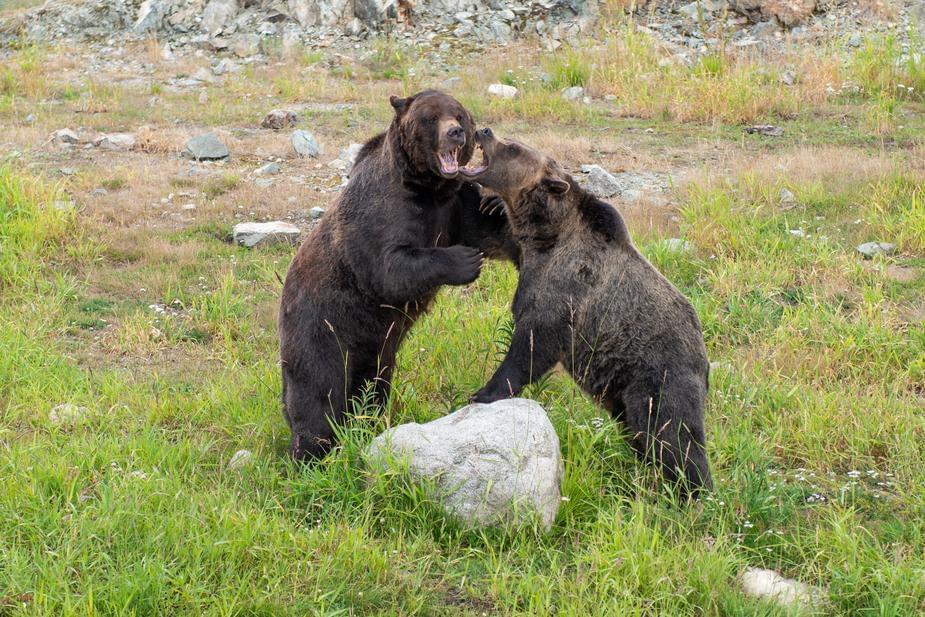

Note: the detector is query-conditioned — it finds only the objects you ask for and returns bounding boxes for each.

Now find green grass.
[2,122,925,616]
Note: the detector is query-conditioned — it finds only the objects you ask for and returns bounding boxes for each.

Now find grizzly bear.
[279,91,517,461]
[469,128,712,494]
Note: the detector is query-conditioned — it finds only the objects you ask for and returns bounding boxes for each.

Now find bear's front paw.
[444,245,483,285]
[469,388,508,404]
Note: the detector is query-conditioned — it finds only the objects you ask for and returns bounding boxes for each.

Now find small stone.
[161,42,175,61]
[49,403,87,425]
[856,241,896,259]
[847,33,862,48]
[255,178,274,188]
[232,221,301,248]
[709,361,734,373]
[181,203,196,210]
[52,128,79,144]
[94,133,136,151]
[25,113,36,123]
[212,58,240,75]
[262,109,297,130]
[309,206,325,220]
[561,85,584,101]
[340,143,364,167]
[366,399,562,530]
[185,132,229,160]
[191,67,215,84]
[781,70,796,86]
[741,567,824,610]
[788,229,807,238]
[328,158,348,171]
[487,83,518,99]
[230,33,260,58]
[255,162,281,175]
[581,164,622,198]
[227,449,254,471]
[744,125,784,137]
[779,188,796,203]
[292,130,323,158]
[442,76,463,90]
[345,17,363,37]
[198,89,208,104]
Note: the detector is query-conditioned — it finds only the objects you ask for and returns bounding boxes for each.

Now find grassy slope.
[1,23,925,616]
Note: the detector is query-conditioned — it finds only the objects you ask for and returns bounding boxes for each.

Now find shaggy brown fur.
[279,92,517,461]
[470,128,712,494]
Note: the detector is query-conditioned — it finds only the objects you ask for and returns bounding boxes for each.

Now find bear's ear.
[389,95,414,116]
[543,175,570,196]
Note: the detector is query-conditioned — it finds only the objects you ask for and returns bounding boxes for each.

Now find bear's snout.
[447,124,466,145]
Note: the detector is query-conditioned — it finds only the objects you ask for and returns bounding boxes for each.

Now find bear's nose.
[447,125,465,144]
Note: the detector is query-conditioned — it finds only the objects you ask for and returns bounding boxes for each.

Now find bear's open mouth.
[459,143,489,178]
[438,148,460,176]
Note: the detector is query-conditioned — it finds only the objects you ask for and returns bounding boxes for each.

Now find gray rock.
[52,128,79,144]
[226,449,254,470]
[201,0,239,34]
[442,76,463,90]
[847,33,862,48]
[94,133,135,150]
[133,0,168,35]
[292,130,323,158]
[309,206,325,220]
[185,132,229,160]
[487,83,518,99]
[230,33,260,57]
[255,161,281,175]
[345,17,364,36]
[212,58,241,75]
[254,178,274,188]
[49,403,87,425]
[779,187,795,203]
[261,109,298,130]
[561,85,585,100]
[366,399,563,530]
[744,124,784,137]
[856,241,896,259]
[232,221,301,248]
[340,142,364,167]
[582,164,622,198]
[781,69,796,86]
[741,568,825,610]
[25,113,36,123]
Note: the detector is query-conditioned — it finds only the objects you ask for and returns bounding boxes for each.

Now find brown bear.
[469,128,712,494]
[279,91,517,462]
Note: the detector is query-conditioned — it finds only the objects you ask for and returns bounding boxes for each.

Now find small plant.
[543,48,592,89]
[202,173,240,199]
[101,176,128,191]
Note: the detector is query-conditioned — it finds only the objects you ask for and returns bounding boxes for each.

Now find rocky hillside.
[1,0,922,58]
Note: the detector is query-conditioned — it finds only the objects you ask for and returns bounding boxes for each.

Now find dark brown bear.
[279,91,517,461]
[469,128,712,494]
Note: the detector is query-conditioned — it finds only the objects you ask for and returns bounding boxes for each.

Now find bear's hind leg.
[622,375,712,496]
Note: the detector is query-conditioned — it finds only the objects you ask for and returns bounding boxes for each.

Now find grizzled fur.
[279,91,518,462]
[470,129,712,494]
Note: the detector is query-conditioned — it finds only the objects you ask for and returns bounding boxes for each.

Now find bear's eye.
[507,143,521,154]
[455,114,464,123]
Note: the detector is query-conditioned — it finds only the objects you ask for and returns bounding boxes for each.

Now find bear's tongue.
[438,149,459,175]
